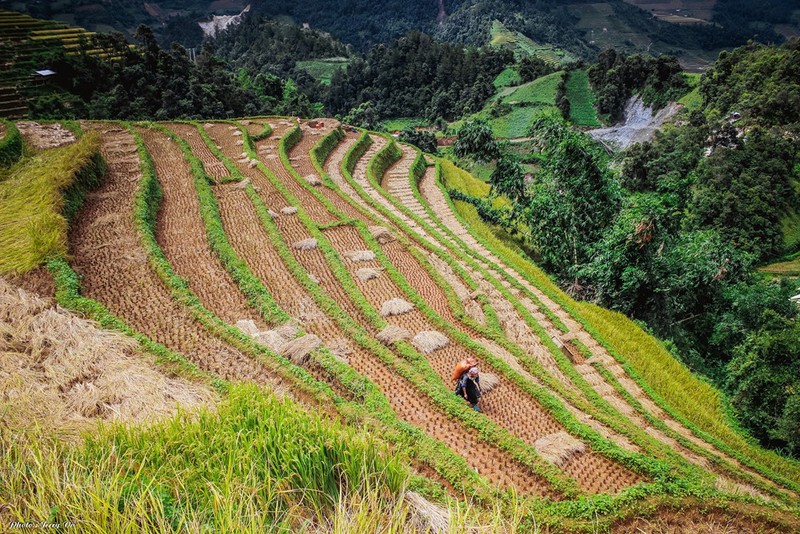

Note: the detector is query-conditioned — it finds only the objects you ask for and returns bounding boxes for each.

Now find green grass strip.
[0,119,23,166]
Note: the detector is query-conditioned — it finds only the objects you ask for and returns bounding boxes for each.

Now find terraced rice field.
[25,117,800,530]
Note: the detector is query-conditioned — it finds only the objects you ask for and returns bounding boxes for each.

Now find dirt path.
[69,124,280,386]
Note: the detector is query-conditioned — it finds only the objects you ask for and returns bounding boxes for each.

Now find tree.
[398,128,437,154]
[726,311,800,454]
[489,153,525,207]
[453,119,499,163]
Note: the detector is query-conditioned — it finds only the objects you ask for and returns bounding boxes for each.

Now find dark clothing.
[457,375,481,405]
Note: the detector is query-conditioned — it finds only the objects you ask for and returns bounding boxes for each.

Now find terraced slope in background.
[29,116,799,531]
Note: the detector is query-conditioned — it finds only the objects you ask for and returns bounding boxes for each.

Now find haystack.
[240,152,248,158]
[305,174,322,186]
[232,130,242,136]
[280,334,321,364]
[232,177,251,190]
[368,225,394,244]
[293,238,318,250]
[534,432,586,467]
[376,324,411,344]
[274,322,300,340]
[412,330,449,354]
[203,123,214,129]
[235,319,259,336]
[381,298,413,317]
[404,492,450,534]
[252,330,286,352]
[248,159,258,168]
[479,372,500,393]
[235,140,244,146]
[356,267,382,281]
[344,250,375,262]
[328,338,352,363]
[267,209,277,218]
[281,206,298,215]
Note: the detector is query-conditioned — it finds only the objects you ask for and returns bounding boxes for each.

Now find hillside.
[2,118,800,531]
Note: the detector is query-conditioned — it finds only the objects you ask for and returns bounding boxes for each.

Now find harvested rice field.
[2,118,799,533]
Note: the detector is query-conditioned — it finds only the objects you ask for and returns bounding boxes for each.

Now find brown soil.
[69,123,283,387]
[6,266,56,301]
[186,122,557,496]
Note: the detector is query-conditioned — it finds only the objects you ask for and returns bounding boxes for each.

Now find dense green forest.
[456,39,800,455]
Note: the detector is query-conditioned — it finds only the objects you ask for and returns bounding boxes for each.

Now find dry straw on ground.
[293,238,318,250]
[281,206,298,215]
[404,491,450,534]
[376,324,411,344]
[412,330,449,354]
[534,431,586,467]
[368,225,394,244]
[0,279,214,437]
[356,267,382,281]
[236,318,259,336]
[381,298,414,317]
[280,334,322,364]
[344,250,375,262]
[253,330,286,352]
[479,372,500,393]
[305,174,322,186]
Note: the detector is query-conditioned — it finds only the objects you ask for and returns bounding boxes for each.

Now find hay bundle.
[281,206,298,215]
[274,322,300,340]
[344,250,375,262]
[252,330,286,352]
[293,238,318,250]
[368,225,394,244]
[356,267,382,281]
[412,330,449,354]
[328,338,352,363]
[232,177,251,190]
[534,432,586,467]
[305,174,322,186]
[248,159,258,168]
[235,319,259,336]
[235,140,244,146]
[240,152,249,158]
[404,492,450,534]
[280,334,322,364]
[376,325,410,344]
[308,273,320,284]
[267,209,277,218]
[381,298,413,317]
[232,130,243,136]
[203,123,214,129]
[479,372,500,393]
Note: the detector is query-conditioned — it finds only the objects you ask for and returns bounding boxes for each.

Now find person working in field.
[452,358,482,411]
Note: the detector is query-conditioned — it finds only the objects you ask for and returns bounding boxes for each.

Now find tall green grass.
[1,384,408,532]
[0,132,104,275]
[0,119,23,166]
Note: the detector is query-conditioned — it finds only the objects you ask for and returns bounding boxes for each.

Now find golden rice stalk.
[368,225,394,244]
[280,334,322,365]
[356,267,382,281]
[412,330,449,354]
[380,298,414,317]
[404,491,450,534]
[0,279,214,436]
[376,324,411,345]
[479,372,500,393]
[293,238,318,250]
[534,431,586,467]
[344,250,375,262]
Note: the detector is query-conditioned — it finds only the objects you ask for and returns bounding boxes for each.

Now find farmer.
[458,366,482,412]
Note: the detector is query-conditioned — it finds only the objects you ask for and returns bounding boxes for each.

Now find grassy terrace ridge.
[4,118,800,531]
[437,159,800,491]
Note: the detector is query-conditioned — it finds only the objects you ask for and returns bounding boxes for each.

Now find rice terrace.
[1,113,797,532]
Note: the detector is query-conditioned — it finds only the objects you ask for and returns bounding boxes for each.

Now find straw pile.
[479,372,500,393]
[235,140,244,146]
[404,491,450,534]
[328,338,352,363]
[0,280,215,435]
[412,330,449,353]
[376,324,411,344]
[232,130,242,136]
[232,177,251,190]
[274,321,300,340]
[305,174,322,186]
[267,209,277,218]
[281,206,298,215]
[368,225,394,244]
[248,159,258,168]
[381,298,414,317]
[280,334,322,364]
[534,432,586,467]
[344,250,375,262]
[236,318,260,336]
[293,238,318,250]
[252,330,285,352]
[356,267,382,281]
